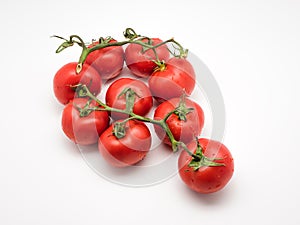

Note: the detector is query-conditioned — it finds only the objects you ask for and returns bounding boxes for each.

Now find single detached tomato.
[53,62,102,105]
[154,97,204,146]
[61,98,109,145]
[85,39,124,80]
[105,78,153,120]
[148,57,196,103]
[125,38,169,78]
[98,120,151,167]
[178,138,234,194]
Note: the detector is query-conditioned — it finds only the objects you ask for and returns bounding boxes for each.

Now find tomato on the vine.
[148,57,196,102]
[125,38,169,78]
[53,62,102,105]
[154,97,204,146]
[85,39,124,80]
[98,120,151,167]
[178,138,234,194]
[105,78,153,120]
[61,98,110,145]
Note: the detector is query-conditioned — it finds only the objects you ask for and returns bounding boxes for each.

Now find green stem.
[74,84,224,167]
[54,28,188,73]
[76,84,192,155]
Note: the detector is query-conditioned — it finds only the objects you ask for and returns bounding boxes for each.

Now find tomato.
[61,98,110,145]
[105,78,153,120]
[148,57,196,103]
[178,138,234,194]
[98,120,151,167]
[85,39,124,80]
[53,62,102,105]
[154,97,204,146]
[125,38,169,78]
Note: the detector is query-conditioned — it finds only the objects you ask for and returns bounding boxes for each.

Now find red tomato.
[178,138,234,194]
[125,38,169,78]
[154,97,204,146]
[98,120,151,167]
[53,62,102,105]
[105,78,153,120]
[85,39,124,80]
[148,57,196,103]
[61,98,110,145]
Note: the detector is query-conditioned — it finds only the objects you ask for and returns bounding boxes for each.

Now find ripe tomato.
[98,120,151,167]
[178,138,234,194]
[85,39,124,80]
[105,78,153,120]
[53,62,102,105]
[125,38,169,78]
[148,57,196,102]
[61,98,110,145]
[154,97,204,146]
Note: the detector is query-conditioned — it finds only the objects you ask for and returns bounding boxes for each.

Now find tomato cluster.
[52,29,234,194]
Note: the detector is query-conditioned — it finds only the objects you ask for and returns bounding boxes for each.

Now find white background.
[1,0,300,224]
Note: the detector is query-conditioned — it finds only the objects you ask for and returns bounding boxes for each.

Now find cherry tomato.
[148,57,196,102]
[154,97,204,146]
[53,62,102,105]
[61,98,110,145]
[105,78,153,120]
[98,120,151,167]
[85,39,124,80]
[178,138,234,194]
[125,38,169,78]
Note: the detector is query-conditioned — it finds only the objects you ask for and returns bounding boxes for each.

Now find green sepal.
[188,141,225,171]
[112,122,127,139]
[118,87,140,113]
[55,41,74,53]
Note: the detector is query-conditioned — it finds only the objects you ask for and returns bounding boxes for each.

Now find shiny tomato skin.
[125,38,169,78]
[85,40,124,80]
[148,58,196,103]
[98,120,151,167]
[154,98,204,146]
[53,62,102,105]
[61,98,109,145]
[105,78,153,120]
[178,138,234,194]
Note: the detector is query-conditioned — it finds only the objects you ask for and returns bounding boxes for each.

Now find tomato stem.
[75,84,198,157]
[187,138,225,170]
[117,87,140,114]
[75,85,225,167]
[53,28,188,73]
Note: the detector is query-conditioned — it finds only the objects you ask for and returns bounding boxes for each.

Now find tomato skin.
[148,58,196,103]
[125,38,169,78]
[178,138,234,194]
[61,98,110,145]
[53,62,102,105]
[85,40,124,80]
[154,98,204,146]
[105,78,153,120]
[98,120,151,167]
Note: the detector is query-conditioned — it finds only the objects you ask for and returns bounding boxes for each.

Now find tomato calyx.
[153,60,166,72]
[173,93,194,121]
[118,87,141,114]
[98,36,112,45]
[112,121,127,139]
[73,99,99,117]
[188,139,225,171]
